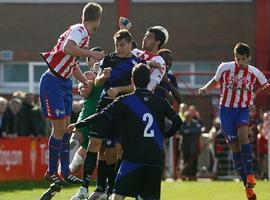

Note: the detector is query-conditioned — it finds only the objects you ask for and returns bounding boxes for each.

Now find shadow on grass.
[0,180,96,192]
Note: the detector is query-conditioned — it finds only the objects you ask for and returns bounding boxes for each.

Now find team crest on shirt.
[227,76,250,91]
[55,109,65,117]
[144,97,148,101]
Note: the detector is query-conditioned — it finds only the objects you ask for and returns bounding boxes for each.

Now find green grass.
[0,180,269,200]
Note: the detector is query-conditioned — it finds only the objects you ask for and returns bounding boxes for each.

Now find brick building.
[0,0,269,127]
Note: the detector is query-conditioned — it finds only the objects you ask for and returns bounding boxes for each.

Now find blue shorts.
[39,71,73,119]
[219,106,250,143]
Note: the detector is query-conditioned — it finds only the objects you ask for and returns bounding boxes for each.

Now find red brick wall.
[0,2,257,63]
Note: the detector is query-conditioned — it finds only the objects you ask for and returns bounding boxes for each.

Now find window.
[3,63,28,83]
[172,61,218,89]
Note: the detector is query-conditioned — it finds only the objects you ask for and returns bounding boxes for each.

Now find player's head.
[113,29,132,58]
[82,2,103,32]
[142,26,169,52]
[158,48,173,70]
[131,63,151,88]
[233,42,251,68]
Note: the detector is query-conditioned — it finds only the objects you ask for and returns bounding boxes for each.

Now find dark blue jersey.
[76,89,182,165]
[154,72,178,99]
[99,53,143,98]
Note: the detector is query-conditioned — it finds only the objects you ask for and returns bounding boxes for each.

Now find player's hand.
[89,50,105,60]
[103,67,112,79]
[67,124,76,134]
[162,73,170,83]
[198,88,207,96]
[119,16,132,30]
[107,87,120,98]
[82,79,90,89]
[86,56,96,68]
[149,61,164,74]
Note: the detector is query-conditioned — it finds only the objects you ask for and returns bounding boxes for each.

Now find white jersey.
[214,61,268,108]
[41,23,89,79]
[132,48,166,91]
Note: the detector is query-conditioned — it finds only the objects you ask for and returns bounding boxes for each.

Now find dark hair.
[113,29,132,43]
[82,2,102,21]
[158,48,173,68]
[90,46,102,52]
[147,27,166,49]
[234,42,250,57]
[132,63,151,88]
[86,46,103,63]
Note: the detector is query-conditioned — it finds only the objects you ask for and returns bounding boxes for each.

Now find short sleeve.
[214,63,225,82]
[66,26,86,46]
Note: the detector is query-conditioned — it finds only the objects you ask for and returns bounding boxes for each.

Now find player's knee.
[52,127,67,138]
[238,132,249,145]
[88,138,102,152]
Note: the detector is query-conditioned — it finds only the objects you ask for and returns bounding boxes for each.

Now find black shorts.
[90,97,121,142]
[114,160,162,199]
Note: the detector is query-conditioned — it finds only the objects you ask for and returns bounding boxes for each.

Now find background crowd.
[0,91,268,180]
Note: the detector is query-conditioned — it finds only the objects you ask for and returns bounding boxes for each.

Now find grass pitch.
[0,180,269,200]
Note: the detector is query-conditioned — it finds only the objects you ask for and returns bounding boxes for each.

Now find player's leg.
[70,147,86,173]
[116,143,123,173]
[238,125,255,187]
[139,165,162,200]
[229,141,247,186]
[39,73,67,185]
[71,137,103,200]
[220,106,248,185]
[69,130,83,168]
[70,126,89,173]
[114,160,143,199]
[58,91,82,184]
[105,142,118,196]
[89,143,108,200]
[236,108,256,188]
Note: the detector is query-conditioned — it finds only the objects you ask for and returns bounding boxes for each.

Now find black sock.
[82,151,98,189]
[107,163,117,194]
[96,160,107,192]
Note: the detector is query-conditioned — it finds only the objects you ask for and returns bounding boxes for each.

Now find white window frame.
[172,61,217,90]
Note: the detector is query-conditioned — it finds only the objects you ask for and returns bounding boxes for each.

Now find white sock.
[69,151,84,173]
[69,139,80,162]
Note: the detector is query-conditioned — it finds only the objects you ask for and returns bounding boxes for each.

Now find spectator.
[179,103,188,121]
[189,105,205,132]
[179,111,202,180]
[2,98,22,138]
[256,123,268,179]
[0,96,8,137]
[32,97,48,136]
[12,90,26,101]
[19,92,36,136]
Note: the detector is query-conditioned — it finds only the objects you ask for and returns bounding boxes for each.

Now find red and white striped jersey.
[132,48,166,91]
[41,23,89,79]
[214,61,268,108]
